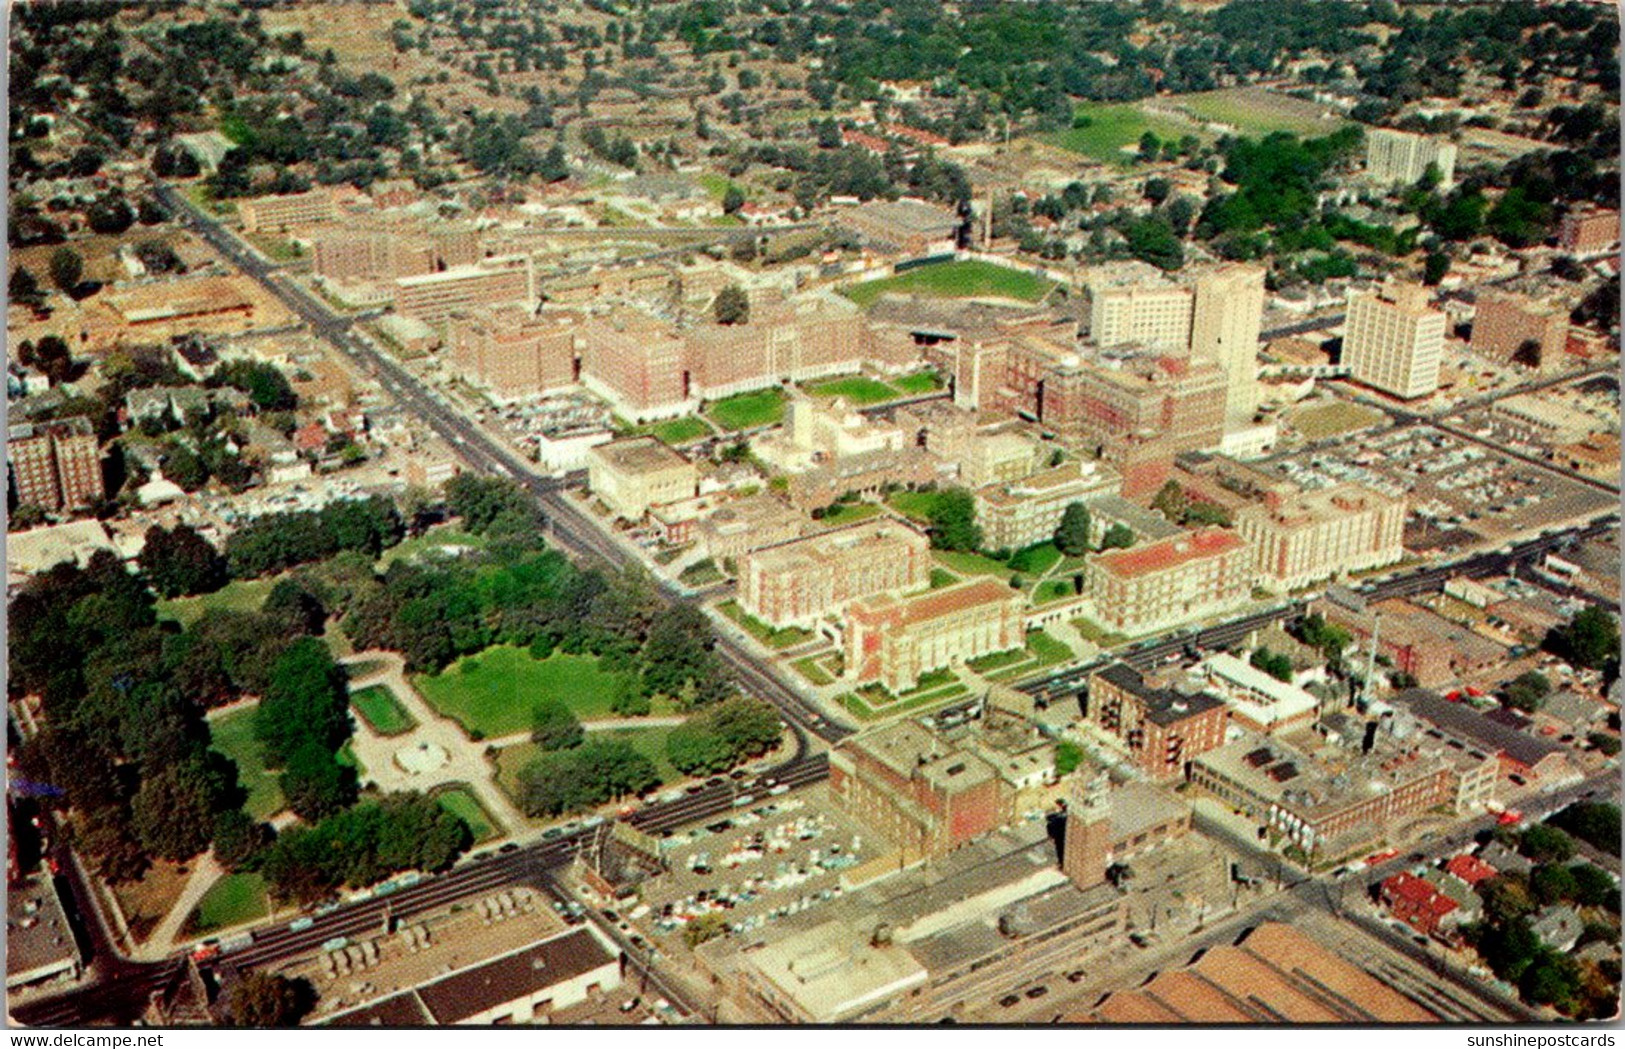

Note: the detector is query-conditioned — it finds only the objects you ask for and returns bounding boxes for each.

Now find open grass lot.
[892,370,944,395]
[843,260,1057,308]
[804,375,900,406]
[1043,102,1199,165]
[244,231,305,262]
[886,489,947,522]
[1008,541,1062,575]
[111,860,190,944]
[377,527,485,569]
[185,872,269,936]
[932,549,1012,577]
[1072,617,1129,649]
[415,647,639,737]
[816,502,883,527]
[350,685,416,737]
[209,707,284,821]
[434,786,502,843]
[156,577,279,627]
[1164,87,1350,138]
[791,654,837,686]
[649,416,714,445]
[706,388,787,431]
[1033,579,1080,604]
[1286,402,1390,440]
[716,600,815,650]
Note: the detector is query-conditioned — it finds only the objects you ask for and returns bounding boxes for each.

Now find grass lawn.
[716,600,815,650]
[648,416,714,445]
[1034,579,1079,604]
[843,260,1057,309]
[886,489,946,523]
[817,502,882,527]
[892,370,943,395]
[929,567,959,590]
[1027,629,1075,666]
[209,707,284,821]
[416,647,644,737]
[1072,618,1128,649]
[337,739,363,776]
[804,375,899,406]
[932,549,1012,577]
[244,231,305,262]
[185,873,269,936]
[966,647,1029,674]
[1008,542,1062,575]
[1286,402,1389,440]
[434,786,502,843]
[350,685,417,736]
[1042,102,1198,165]
[377,527,485,569]
[679,558,724,586]
[697,173,735,201]
[791,654,836,686]
[705,388,787,431]
[111,860,191,944]
[157,577,280,627]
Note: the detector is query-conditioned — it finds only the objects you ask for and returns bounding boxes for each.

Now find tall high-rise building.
[1342,280,1446,400]
[1084,263,1194,353]
[1364,128,1456,188]
[1190,265,1266,432]
[8,418,103,512]
[1062,773,1113,890]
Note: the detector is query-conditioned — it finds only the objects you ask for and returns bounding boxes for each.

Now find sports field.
[842,260,1056,308]
[1164,87,1350,138]
[1043,102,1198,165]
[705,388,787,431]
[414,647,636,738]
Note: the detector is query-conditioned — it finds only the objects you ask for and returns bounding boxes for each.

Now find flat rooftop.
[591,435,692,475]
[850,577,1016,628]
[1092,527,1246,581]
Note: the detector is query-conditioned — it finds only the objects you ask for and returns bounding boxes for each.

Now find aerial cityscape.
[4,0,1621,1030]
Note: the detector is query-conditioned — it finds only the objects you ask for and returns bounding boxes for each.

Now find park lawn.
[892,370,944,395]
[185,872,269,936]
[886,489,946,522]
[716,599,815,650]
[415,647,642,737]
[157,577,280,627]
[1027,629,1075,666]
[1008,542,1062,575]
[434,786,502,843]
[1034,579,1079,604]
[706,388,787,431]
[932,550,1011,577]
[209,707,284,821]
[377,526,485,569]
[966,647,1029,674]
[1043,102,1197,165]
[351,685,416,736]
[1286,402,1389,440]
[843,260,1056,309]
[804,375,899,406]
[817,502,883,527]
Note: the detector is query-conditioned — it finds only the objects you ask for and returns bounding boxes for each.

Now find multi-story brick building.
[447,305,580,400]
[784,446,941,511]
[1558,205,1619,254]
[837,199,960,255]
[974,459,1120,552]
[1364,128,1456,187]
[1190,727,1497,858]
[1469,290,1571,373]
[1084,663,1229,781]
[578,315,691,421]
[8,418,103,512]
[1085,528,1252,636]
[1235,483,1406,591]
[393,256,535,325]
[585,436,698,521]
[694,494,812,564]
[686,294,871,400]
[1342,280,1446,400]
[313,229,437,283]
[238,188,337,232]
[738,519,930,628]
[843,577,1025,692]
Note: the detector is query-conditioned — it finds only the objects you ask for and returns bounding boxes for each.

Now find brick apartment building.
[1559,205,1619,254]
[8,417,103,511]
[1469,290,1573,373]
[239,189,337,232]
[843,577,1025,692]
[738,519,930,628]
[1085,663,1229,781]
[1085,528,1252,636]
[1235,483,1406,591]
[447,305,580,400]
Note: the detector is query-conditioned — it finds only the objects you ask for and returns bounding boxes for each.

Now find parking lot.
[1261,423,1615,548]
[626,784,891,949]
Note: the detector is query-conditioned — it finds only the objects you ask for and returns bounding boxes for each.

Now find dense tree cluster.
[1545,606,1619,673]
[225,496,404,579]
[138,523,228,598]
[665,696,783,776]
[258,793,472,904]
[1549,802,1622,855]
[925,487,982,553]
[443,473,543,536]
[255,639,357,822]
[516,738,660,818]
